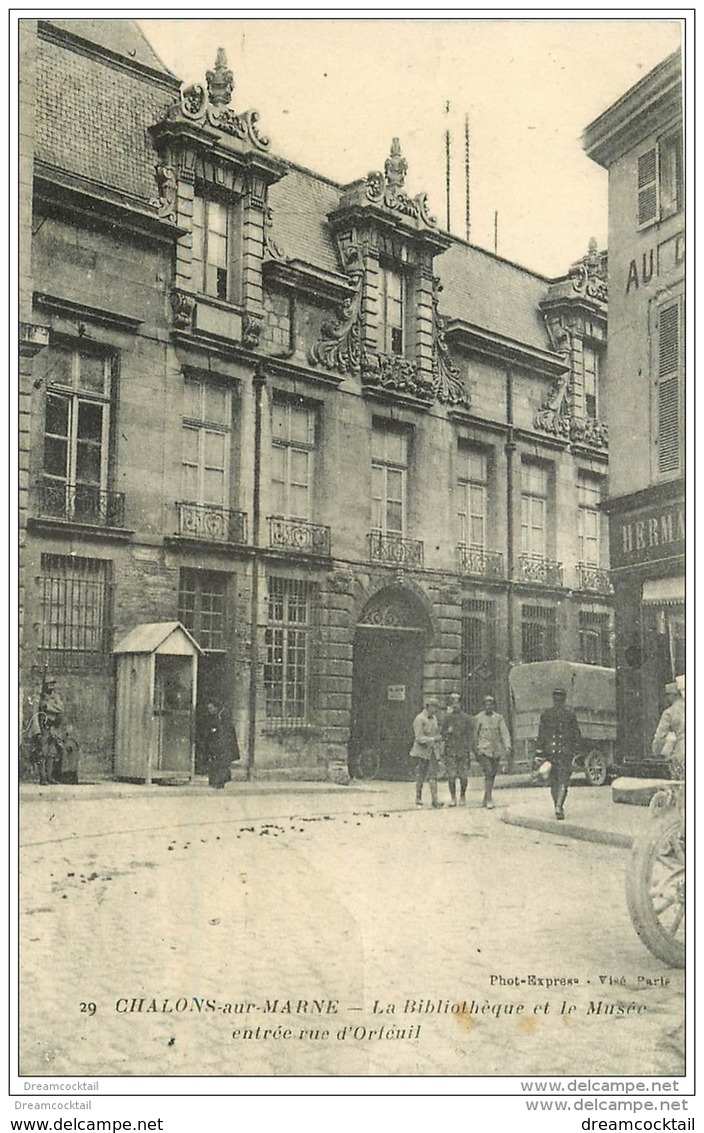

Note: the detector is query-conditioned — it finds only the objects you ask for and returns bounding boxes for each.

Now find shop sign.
[610,499,684,567]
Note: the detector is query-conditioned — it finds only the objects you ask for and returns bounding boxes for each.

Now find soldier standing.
[37,675,65,784]
[536,687,582,820]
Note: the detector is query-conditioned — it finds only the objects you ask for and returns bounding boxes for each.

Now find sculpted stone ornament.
[361,353,435,402]
[570,237,608,304]
[366,139,437,228]
[206,47,234,107]
[149,163,177,221]
[242,313,263,349]
[163,50,270,152]
[263,207,287,262]
[534,372,608,449]
[432,280,470,406]
[170,289,196,330]
[308,260,364,374]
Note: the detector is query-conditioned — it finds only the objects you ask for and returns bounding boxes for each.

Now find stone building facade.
[20,19,613,780]
[583,50,684,769]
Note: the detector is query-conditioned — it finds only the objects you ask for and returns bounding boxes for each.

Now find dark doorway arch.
[349,587,432,780]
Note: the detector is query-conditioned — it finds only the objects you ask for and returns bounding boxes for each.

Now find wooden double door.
[350,628,424,779]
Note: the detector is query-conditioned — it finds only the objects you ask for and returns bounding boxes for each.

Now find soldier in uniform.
[440,692,473,806]
[37,676,65,784]
[536,687,582,820]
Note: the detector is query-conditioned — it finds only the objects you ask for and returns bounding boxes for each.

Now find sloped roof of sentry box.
[114,622,202,655]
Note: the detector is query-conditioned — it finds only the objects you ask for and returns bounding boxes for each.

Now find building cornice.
[443,318,565,378]
[262,258,358,305]
[34,161,186,243]
[583,50,682,168]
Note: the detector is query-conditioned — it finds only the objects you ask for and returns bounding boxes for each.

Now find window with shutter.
[637,147,659,228]
[657,300,683,476]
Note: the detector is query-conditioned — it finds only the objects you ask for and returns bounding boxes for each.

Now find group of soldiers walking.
[411,686,582,819]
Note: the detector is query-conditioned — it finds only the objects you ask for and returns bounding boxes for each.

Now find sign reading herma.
[610,499,685,568]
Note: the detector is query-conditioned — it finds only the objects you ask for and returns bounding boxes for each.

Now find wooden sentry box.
[114,622,202,783]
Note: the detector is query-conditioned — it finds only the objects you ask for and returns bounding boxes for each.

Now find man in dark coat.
[440,693,473,806]
[201,701,238,790]
[536,687,582,820]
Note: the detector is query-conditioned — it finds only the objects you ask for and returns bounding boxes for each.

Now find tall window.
[192,194,238,300]
[583,344,600,419]
[182,378,232,507]
[41,345,113,523]
[380,265,405,355]
[264,578,313,723]
[521,605,558,662]
[457,446,487,549]
[372,425,408,536]
[39,554,112,669]
[179,569,228,651]
[656,297,684,477]
[461,599,497,712]
[271,399,316,520]
[579,610,613,667]
[578,474,602,566]
[521,462,549,560]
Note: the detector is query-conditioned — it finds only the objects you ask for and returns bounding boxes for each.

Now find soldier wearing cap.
[440,693,473,806]
[472,694,511,809]
[410,697,444,808]
[536,687,582,820]
[652,676,685,777]
[37,675,65,784]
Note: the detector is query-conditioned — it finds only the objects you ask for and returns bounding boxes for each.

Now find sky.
[136,14,682,279]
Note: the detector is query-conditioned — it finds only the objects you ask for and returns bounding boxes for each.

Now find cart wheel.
[626,812,685,968]
[584,749,608,787]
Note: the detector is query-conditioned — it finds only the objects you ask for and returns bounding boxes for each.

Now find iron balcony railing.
[515,553,563,587]
[457,545,505,579]
[268,516,331,556]
[176,501,247,544]
[368,531,424,569]
[37,479,125,527]
[576,563,613,594]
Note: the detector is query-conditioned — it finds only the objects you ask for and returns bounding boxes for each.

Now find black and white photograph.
[14,12,689,1094]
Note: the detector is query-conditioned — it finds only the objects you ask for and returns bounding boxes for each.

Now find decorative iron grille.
[578,610,614,667]
[368,531,424,568]
[516,554,563,587]
[576,563,613,594]
[268,516,331,556]
[521,604,558,662]
[39,554,113,671]
[176,501,247,544]
[461,599,497,713]
[457,545,504,579]
[38,479,125,528]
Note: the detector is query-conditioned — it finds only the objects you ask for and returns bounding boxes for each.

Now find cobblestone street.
[19,783,684,1079]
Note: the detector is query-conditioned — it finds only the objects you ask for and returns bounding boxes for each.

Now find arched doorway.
[349,587,432,779]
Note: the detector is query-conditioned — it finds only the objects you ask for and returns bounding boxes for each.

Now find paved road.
[19,786,684,1078]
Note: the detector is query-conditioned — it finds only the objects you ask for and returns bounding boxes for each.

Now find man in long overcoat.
[536,687,582,820]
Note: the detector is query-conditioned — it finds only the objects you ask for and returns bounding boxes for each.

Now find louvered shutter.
[638,147,659,227]
[658,301,682,474]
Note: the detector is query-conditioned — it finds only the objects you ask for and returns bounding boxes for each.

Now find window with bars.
[656,298,684,477]
[457,446,487,549]
[182,378,232,507]
[372,424,409,536]
[521,605,558,663]
[380,265,406,355]
[578,473,603,566]
[271,398,316,520]
[39,344,114,522]
[39,554,112,669]
[579,610,614,667]
[521,462,549,560]
[264,578,314,723]
[178,569,228,651]
[192,193,240,301]
[460,599,497,713]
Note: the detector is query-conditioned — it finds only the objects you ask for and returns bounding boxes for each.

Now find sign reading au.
[387,685,406,701]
